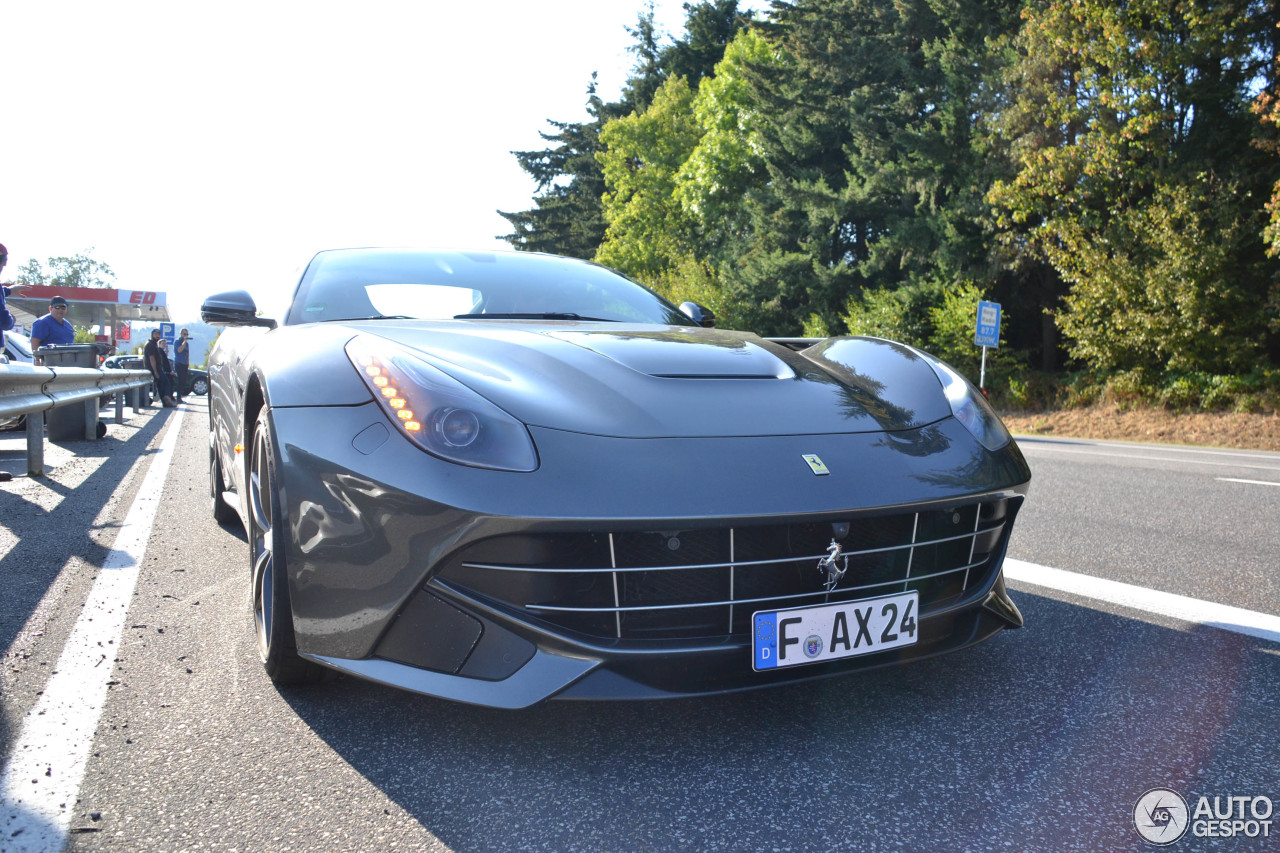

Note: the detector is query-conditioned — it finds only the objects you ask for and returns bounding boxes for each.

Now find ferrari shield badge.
[802,454,830,476]
[816,540,849,591]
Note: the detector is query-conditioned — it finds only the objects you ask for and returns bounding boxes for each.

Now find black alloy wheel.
[248,409,323,684]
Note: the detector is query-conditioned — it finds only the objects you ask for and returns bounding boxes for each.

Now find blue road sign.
[160,322,176,346]
[974,301,1001,348]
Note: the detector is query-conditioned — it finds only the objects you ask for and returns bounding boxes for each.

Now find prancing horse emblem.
[802,454,830,476]
[816,539,849,591]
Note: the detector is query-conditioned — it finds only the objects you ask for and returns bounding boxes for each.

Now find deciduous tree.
[989,0,1278,374]
[597,76,702,281]
[13,250,116,289]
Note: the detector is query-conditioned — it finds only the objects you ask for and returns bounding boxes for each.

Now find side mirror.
[201,290,278,329]
[679,301,717,328]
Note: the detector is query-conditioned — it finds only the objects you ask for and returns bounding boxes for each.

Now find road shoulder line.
[0,407,185,852]
[1004,558,1280,646]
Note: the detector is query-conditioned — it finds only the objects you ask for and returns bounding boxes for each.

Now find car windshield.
[285,249,696,327]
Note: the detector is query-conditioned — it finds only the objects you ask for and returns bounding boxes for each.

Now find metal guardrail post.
[83,396,99,440]
[128,384,150,410]
[26,410,43,477]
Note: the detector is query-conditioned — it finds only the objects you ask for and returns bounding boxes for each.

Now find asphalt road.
[1,400,1277,852]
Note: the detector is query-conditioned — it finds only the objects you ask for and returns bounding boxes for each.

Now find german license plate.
[752,591,918,670]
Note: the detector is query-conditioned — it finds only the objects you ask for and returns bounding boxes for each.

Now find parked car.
[203,248,1031,708]
[102,354,134,369]
[1,332,35,429]
[3,330,33,364]
[184,368,209,396]
[105,354,208,396]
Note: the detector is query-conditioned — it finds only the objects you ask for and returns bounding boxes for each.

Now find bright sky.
[3,1,762,324]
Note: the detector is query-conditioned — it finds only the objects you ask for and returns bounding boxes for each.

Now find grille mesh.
[435,497,1017,642]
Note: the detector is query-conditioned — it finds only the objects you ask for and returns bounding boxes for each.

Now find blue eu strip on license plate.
[752,591,918,671]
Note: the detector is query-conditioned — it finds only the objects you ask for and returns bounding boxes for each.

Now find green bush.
[998,370,1064,412]
[843,279,1035,406]
[841,281,940,346]
[1157,370,1280,412]
[1059,367,1280,412]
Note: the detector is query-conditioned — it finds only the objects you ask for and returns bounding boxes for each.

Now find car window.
[286,249,695,327]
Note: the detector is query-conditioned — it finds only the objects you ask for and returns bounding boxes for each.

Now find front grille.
[433,497,1019,642]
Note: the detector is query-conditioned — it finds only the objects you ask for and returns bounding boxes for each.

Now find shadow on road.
[0,404,176,762]
[274,592,1280,852]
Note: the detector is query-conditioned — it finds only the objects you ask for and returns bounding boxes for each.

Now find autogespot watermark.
[1134,788,1274,845]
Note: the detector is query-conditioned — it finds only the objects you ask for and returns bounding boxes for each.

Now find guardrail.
[0,363,154,477]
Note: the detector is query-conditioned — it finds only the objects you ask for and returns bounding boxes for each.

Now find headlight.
[915,350,1012,452]
[345,336,538,472]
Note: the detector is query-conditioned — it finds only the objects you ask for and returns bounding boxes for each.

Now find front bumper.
[308,572,1022,708]
[269,402,1030,707]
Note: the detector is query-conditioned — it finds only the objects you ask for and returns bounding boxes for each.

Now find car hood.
[360,322,952,439]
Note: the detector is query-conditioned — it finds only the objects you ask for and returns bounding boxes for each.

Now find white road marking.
[1216,477,1280,488]
[1004,559,1280,646]
[1014,442,1280,472]
[1015,437,1280,462]
[0,407,185,851]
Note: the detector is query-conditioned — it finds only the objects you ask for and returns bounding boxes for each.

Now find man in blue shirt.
[30,295,76,353]
[173,327,191,403]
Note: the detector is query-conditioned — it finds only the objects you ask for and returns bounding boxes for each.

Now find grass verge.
[1000,405,1280,452]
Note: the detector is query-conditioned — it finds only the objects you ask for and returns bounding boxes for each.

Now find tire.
[191,376,209,396]
[210,436,238,525]
[248,409,323,684]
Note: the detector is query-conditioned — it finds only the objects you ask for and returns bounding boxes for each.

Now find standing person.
[0,244,33,354]
[0,244,30,481]
[0,247,9,481]
[29,295,76,355]
[1,244,16,353]
[158,338,177,402]
[1,248,10,479]
[143,329,176,407]
[174,328,191,403]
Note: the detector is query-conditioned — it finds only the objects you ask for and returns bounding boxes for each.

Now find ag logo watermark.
[1135,788,1274,845]
[1135,789,1189,845]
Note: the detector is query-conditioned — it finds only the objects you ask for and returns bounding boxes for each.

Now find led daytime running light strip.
[353,354,422,433]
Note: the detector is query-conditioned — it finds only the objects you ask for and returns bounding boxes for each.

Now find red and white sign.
[126,291,164,306]
[8,285,166,307]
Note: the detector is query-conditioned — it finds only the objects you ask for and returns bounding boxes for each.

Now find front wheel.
[191,376,209,395]
[248,409,323,684]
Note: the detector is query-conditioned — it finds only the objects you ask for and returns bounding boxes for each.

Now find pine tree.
[497,77,618,259]
[500,3,752,260]
[723,0,1020,336]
